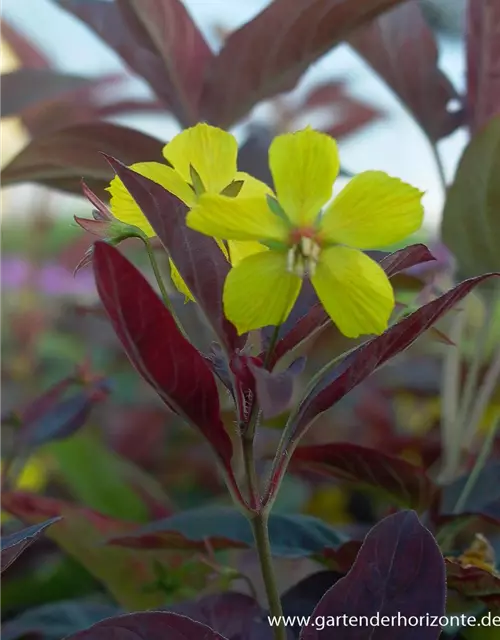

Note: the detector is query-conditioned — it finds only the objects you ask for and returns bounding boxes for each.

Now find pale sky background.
[2,0,468,232]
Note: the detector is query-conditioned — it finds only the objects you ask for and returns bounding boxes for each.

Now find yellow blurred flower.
[188,127,424,336]
[1,456,48,522]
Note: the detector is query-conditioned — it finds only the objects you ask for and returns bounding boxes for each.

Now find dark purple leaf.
[0,19,51,68]
[467,0,500,132]
[122,0,214,124]
[266,272,499,502]
[23,379,110,448]
[321,540,363,573]
[268,244,435,368]
[349,1,463,140]
[292,443,436,511]
[2,123,165,197]
[281,571,344,638]
[1,69,93,118]
[19,375,76,425]
[200,0,409,127]
[168,593,273,640]
[1,518,62,573]
[249,357,306,420]
[53,0,174,109]
[106,506,345,557]
[64,611,228,639]
[300,511,446,639]
[92,242,240,500]
[104,157,244,353]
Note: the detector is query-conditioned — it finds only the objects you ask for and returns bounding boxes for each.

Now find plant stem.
[439,309,467,482]
[242,430,260,510]
[430,139,447,193]
[250,511,286,640]
[458,297,495,439]
[464,346,500,447]
[142,238,187,338]
[453,414,500,514]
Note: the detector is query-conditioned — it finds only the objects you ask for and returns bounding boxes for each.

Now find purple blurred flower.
[2,256,95,297]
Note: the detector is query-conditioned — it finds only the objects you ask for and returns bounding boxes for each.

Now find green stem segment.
[250,511,287,640]
[142,238,187,339]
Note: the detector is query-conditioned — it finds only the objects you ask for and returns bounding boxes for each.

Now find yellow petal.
[224,251,301,334]
[321,171,424,249]
[228,240,268,266]
[187,194,290,242]
[108,161,196,236]
[170,259,194,302]
[163,123,237,194]
[269,128,339,226]
[234,171,273,198]
[311,246,394,338]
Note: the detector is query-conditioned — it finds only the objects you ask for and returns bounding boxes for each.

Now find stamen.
[287,234,321,278]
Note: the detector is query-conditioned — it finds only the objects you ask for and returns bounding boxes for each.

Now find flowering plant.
[2,2,500,640]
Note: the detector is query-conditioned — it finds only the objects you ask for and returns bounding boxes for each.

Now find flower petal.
[187,194,290,242]
[108,161,196,236]
[234,171,273,198]
[224,251,302,334]
[321,171,424,249]
[228,240,268,266]
[311,246,394,338]
[163,123,237,194]
[269,128,339,226]
[170,259,194,302]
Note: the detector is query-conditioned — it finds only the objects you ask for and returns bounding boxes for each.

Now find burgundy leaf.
[268,244,435,368]
[266,272,499,502]
[200,0,408,128]
[53,0,173,109]
[123,0,214,124]
[64,612,228,640]
[1,491,167,609]
[2,123,164,197]
[0,19,51,68]
[300,511,446,639]
[349,1,462,140]
[292,443,436,511]
[104,157,244,353]
[1,518,62,573]
[92,242,239,499]
[467,0,500,132]
[18,73,125,137]
[446,559,500,601]
[1,69,93,118]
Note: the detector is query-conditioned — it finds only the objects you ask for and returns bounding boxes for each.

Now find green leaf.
[442,116,500,278]
[47,432,148,522]
[107,505,346,557]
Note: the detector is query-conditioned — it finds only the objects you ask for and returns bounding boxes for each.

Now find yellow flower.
[187,128,424,337]
[1,455,48,522]
[107,123,267,300]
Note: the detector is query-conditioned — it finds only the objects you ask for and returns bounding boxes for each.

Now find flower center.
[286,233,321,278]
